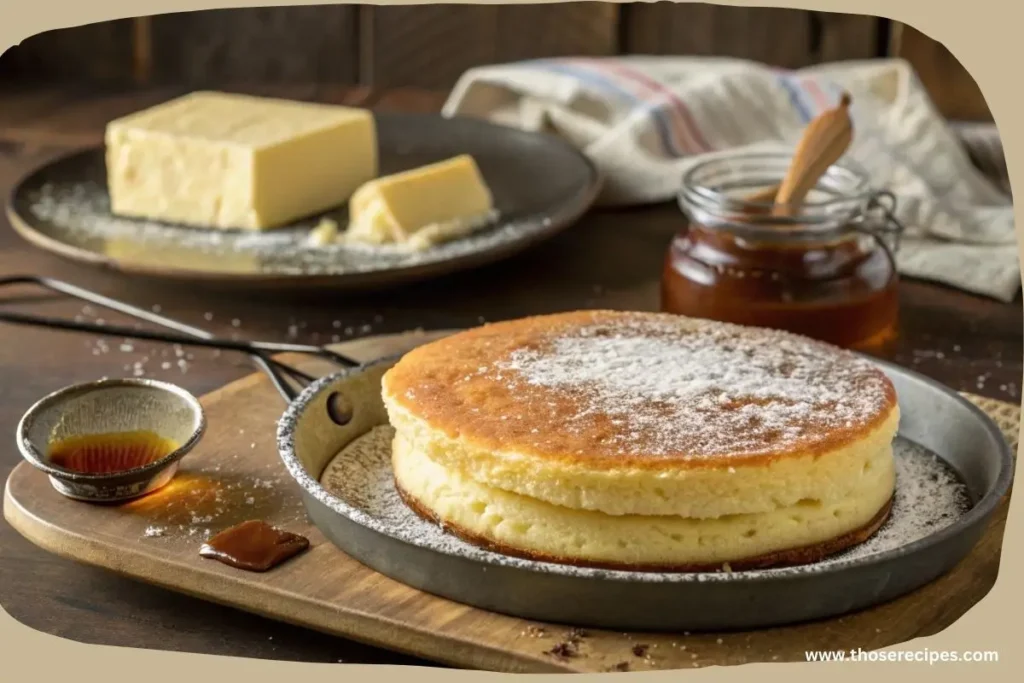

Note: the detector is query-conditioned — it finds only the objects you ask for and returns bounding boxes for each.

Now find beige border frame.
[0,1,1020,679]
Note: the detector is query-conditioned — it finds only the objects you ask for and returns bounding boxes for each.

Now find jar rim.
[681,150,872,208]
[677,150,878,241]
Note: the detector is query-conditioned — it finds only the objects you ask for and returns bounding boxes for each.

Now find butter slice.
[346,155,495,249]
[105,91,377,230]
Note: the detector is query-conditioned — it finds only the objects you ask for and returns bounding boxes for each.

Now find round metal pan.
[276,353,1014,631]
[6,112,601,291]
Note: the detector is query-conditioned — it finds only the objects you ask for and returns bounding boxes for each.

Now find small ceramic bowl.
[16,378,206,502]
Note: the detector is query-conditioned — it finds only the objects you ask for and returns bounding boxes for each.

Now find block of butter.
[105,91,377,231]
[346,154,496,250]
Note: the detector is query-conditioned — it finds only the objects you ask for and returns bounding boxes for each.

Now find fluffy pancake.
[392,428,895,570]
[382,311,899,519]
[382,311,898,568]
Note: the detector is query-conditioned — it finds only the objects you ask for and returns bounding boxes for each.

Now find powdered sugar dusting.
[495,317,892,458]
[24,176,548,277]
[317,426,971,582]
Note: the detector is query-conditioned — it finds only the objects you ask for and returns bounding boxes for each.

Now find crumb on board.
[546,641,579,659]
[567,627,588,642]
[543,627,588,658]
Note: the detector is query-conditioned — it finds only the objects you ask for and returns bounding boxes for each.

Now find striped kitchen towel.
[443,57,1019,302]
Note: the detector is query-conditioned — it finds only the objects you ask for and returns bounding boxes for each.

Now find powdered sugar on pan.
[317,426,971,583]
[846,442,972,558]
[23,178,553,277]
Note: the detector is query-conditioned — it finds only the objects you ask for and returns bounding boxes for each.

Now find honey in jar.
[661,151,900,350]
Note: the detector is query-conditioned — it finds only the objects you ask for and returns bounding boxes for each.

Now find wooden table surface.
[0,84,1020,667]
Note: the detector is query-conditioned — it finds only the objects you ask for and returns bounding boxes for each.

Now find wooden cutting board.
[4,331,1018,673]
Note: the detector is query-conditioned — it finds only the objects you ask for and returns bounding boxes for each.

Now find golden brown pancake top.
[382,311,898,469]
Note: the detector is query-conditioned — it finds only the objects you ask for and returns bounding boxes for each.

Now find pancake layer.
[392,431,896,570]
[387,395,899,519]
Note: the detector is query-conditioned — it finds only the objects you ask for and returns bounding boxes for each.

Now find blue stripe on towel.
[775,74,814,123]
[525,59,685,158]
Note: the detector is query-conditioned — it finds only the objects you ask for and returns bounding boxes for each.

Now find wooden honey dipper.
[747,92,854,216]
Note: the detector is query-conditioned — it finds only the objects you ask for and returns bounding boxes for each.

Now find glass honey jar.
[661,151,903,350]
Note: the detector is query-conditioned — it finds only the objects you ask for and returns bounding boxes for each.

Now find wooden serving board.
[4,331,1019,673]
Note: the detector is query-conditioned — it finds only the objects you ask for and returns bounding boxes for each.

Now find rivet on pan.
[326,391,354,426]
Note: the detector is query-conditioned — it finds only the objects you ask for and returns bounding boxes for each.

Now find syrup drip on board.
[199,520,309,572]
[48,430,178,474]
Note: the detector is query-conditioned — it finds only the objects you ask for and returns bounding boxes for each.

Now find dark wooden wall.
[888,22,991,122]
[0,3,991,120]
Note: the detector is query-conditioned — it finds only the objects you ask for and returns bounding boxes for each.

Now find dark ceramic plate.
[6,113,601,290]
